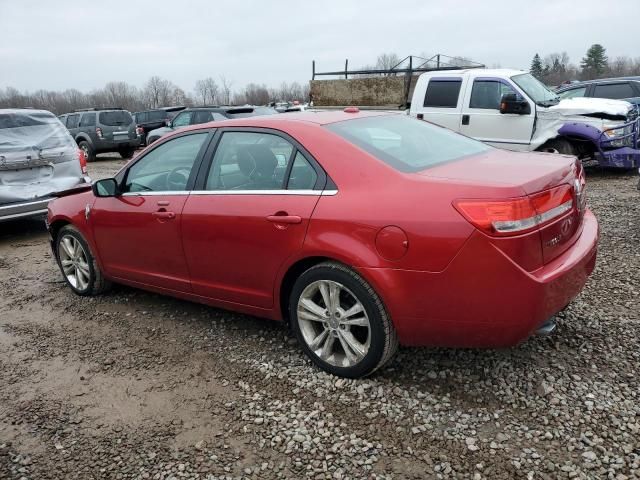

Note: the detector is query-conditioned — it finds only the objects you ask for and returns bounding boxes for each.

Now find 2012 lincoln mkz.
[46,110,598,378]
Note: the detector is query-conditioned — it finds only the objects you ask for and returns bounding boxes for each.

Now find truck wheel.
[78,141,95,162]
[540,138,575,155]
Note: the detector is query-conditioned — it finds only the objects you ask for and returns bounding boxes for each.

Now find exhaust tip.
[535,317,557,336]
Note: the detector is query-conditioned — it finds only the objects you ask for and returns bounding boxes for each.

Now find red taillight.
[77,149,88,174]
[96,127,103,139]
[454,185,574,237]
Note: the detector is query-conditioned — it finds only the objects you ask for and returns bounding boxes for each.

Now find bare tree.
[144,76,173,109]
[244,83,270,105]
[219,76,233,105]
[376,53,401,75]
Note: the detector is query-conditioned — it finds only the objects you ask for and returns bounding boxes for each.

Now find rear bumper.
[0,197,50,221]
[361,209,598,347]
[94,138,141,151]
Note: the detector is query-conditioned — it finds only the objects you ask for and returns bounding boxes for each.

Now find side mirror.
[92,178,119,197]
[500,93,531,115]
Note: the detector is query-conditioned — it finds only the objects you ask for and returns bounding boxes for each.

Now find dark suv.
[59,108,140,161]
[132,106,186,146]
[146,105,278,144]
[555,77,640,107]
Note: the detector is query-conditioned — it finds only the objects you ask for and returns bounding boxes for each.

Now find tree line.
[530,44,640,86]
[0,76,310,115]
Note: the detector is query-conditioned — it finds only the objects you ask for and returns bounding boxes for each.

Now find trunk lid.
[422,149,585,267]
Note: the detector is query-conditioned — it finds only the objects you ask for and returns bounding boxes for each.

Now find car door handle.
[462,114,470,125]
[266,214,302,224]
[152,211,176,220]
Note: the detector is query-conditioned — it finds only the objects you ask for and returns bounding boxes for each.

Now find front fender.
[557,122,602,143]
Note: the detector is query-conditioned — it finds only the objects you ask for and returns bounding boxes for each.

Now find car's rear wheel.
[119,147,135,159]
[78,141,95,162]
[289,261,398,378]
[147,136,158,145]
[55,225,111,296]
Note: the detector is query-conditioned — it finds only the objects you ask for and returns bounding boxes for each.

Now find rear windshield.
[147,110,167,121]
[0,111,58,129]
[326,115,490,172]
[99,111,133,126]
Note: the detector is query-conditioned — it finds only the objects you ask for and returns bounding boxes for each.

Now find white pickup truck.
[408,69,640,169]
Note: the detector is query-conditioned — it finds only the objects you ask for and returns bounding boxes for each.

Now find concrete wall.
[310,77,407,107]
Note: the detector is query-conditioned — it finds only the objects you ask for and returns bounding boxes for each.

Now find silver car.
[0,109,90,222]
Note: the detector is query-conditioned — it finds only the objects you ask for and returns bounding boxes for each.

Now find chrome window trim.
[121,191,189,197]
[119,189,338,197]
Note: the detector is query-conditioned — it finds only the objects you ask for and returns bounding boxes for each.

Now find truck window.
[423,79,462,108]
[469,81,518,110]
[79,113,96,127]
[592,83,635,100]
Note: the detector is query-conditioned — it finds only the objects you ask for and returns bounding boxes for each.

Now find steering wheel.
[166,166,191,191]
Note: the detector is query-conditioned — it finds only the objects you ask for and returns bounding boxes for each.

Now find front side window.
[79,113,96,127]
[558,87,587,99]
[326,115,490,173]
[66,114,80,129]
[192,110,224,124]
[469,81,518,109]
[593,83,635,100]
[423,79,462,108]
[124,132,208,193]
[206,132,294,190]
[172,111,193,128]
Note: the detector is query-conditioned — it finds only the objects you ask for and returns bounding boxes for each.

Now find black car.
[132,106,186,145]
[146,105,278,144]
[555,77,640,108]
[59,108,140,161]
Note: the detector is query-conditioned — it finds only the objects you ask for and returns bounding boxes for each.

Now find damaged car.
[0,109,89,222]
[409,69,640,169]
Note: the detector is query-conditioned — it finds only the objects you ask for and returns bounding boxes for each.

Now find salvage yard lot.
[0,157,638,479]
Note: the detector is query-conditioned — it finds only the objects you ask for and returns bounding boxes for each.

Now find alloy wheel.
[297,280,371,367]
[58,234,91,290]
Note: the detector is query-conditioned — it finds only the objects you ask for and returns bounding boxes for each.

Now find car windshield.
[511,73,559,106]
[99,111,133,126]
[326,114,490,173]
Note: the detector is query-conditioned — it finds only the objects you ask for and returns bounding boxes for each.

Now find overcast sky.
[1,0,638,94]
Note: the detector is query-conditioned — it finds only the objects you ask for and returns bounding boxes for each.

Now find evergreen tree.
[530,54,544,79]
[581,44,608,78]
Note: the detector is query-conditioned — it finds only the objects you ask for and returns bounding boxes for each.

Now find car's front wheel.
[55,225,111,296]
[289,262,398,378]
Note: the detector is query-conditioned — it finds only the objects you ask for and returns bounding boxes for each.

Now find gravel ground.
[0,157,638,479]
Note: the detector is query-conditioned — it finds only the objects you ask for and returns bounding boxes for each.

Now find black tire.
[78,140,95,162]
[540,138,575,155]
[289,261,398,378]
[119,147,135,159]
[55,225,111,296]
[146,136,158,146]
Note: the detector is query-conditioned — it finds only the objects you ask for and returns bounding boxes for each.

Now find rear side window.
[99,110,133,126]
[423,79,462,108]
[287,152,318,190]
[593,83,635,99]
[79,113,96,127]
[66,114,80,129]
[326,115,490,173]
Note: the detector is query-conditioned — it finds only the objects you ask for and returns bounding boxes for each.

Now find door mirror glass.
[92,178,119,197]
[499,93,531,115]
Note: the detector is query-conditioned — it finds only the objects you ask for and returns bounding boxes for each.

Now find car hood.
[148,126,174,137]
[548,97,633,119]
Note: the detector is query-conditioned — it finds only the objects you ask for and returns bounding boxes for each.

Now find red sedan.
[47,110,598,378]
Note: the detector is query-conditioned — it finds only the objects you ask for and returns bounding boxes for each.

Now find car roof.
[420,68,526,78]
[0,108,55,116]
[557,77,640,90]
[170,110,398,136]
